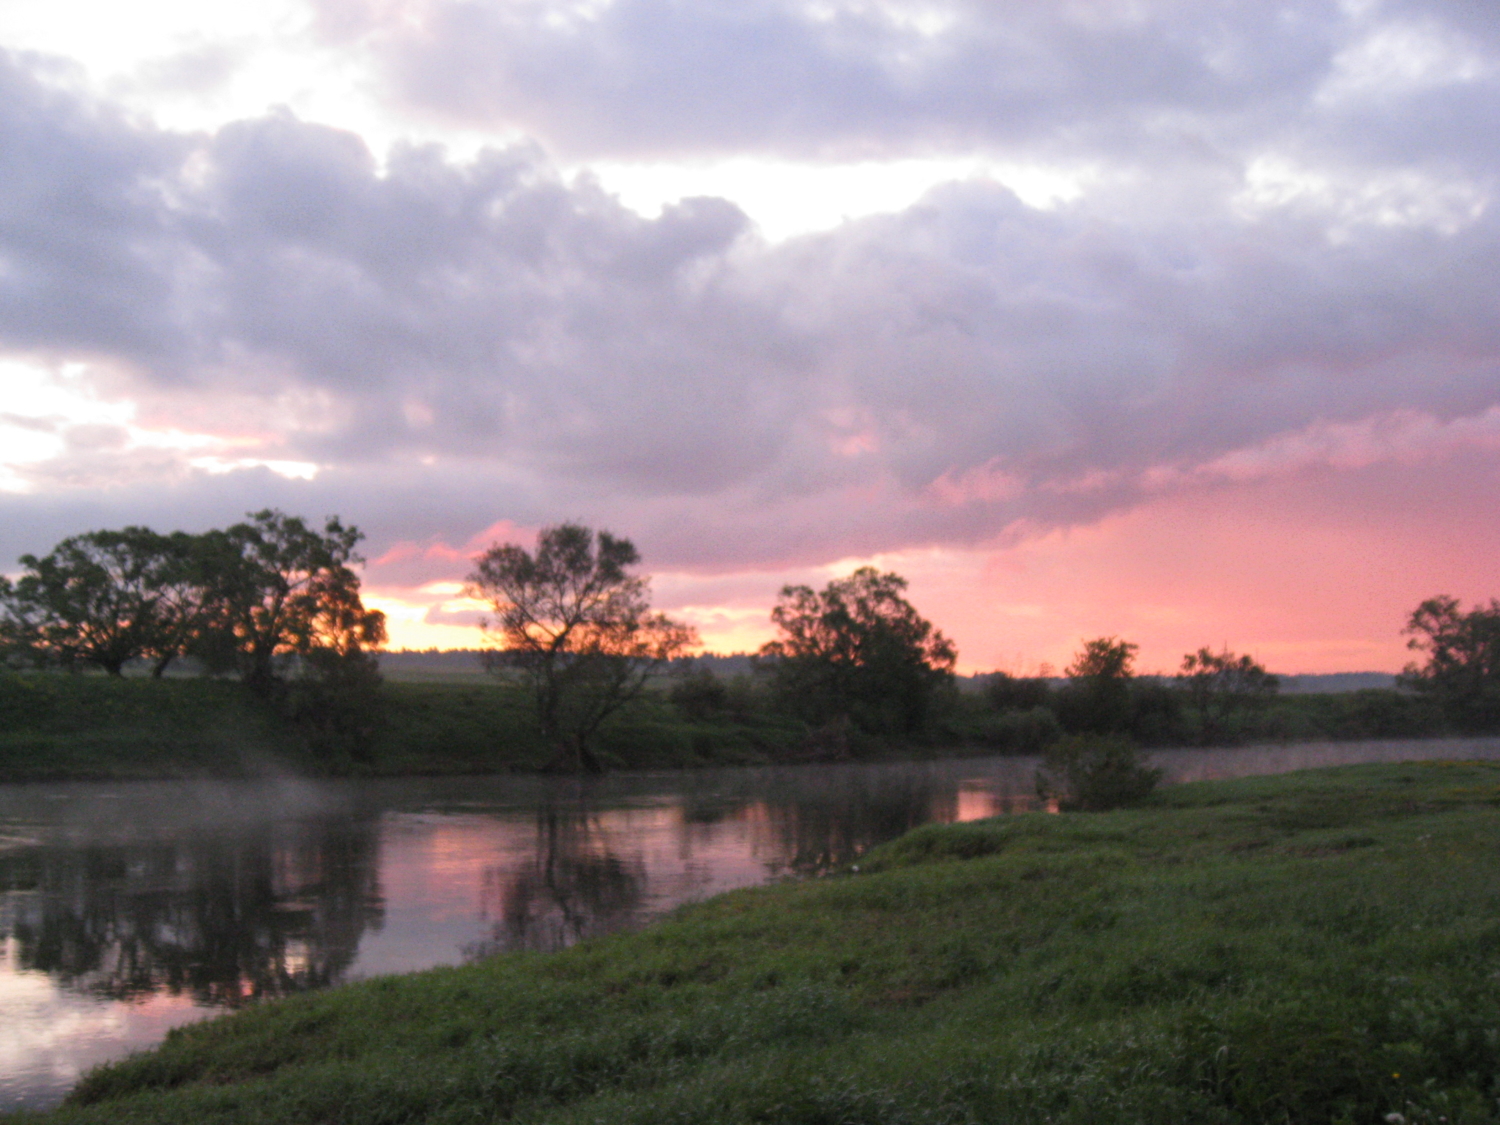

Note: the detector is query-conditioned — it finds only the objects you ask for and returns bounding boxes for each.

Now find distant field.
[17,760,1500,1124]
[374,650,491,683]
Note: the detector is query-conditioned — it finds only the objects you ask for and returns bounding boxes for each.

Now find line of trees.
[462,523,1293,765]
[976,636,1281,750]
[463,527,964,769]
[0,510,386,701]
[8,510,1500,770]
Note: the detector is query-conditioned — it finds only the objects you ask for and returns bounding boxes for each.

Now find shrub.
[971,706,1062,754]
[984,672,1052,712]
[1035,733,1161,811]
[669,667,730,720]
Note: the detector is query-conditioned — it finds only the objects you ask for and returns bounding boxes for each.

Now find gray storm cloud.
[0,0,1498,574]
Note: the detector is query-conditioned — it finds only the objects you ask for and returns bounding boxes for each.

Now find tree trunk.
[574,737,604,774]
[542,735,604,774]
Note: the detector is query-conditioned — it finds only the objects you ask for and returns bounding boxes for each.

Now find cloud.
[0,7,1499,623]
[334,0,1346,162]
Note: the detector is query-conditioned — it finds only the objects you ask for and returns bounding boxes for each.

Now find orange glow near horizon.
[363,458,1500,675]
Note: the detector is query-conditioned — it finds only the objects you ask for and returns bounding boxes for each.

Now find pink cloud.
[925,459,1025,507]
[366,520,534,585]
[1146,406,1500,491]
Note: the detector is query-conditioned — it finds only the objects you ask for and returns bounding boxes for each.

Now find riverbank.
[0,671,1451,784]
[0,674,811,782]
[8,760,1500,1124]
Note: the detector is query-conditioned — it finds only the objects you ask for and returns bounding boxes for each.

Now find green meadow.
[9,760,1500,1124]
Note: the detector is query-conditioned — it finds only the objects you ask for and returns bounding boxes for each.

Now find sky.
[1,0,1498,674]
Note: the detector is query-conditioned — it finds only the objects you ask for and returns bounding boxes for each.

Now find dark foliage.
[760,567,956,741]
[0,528,201,676]
[1034,733,1161,810]
[466,523,697,772]
[1177,647,1278,745]
[668,666,765,722]
[1053,636,1138,735]
[1402,594,1500,732]
[984,672,1052,711]
[198,511,386,701]
[0,513,387,760]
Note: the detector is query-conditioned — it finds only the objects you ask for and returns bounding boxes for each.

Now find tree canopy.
[466,523,697,772]
[1,528,183,676]
[1402,595,1500,732]
[760,566,956,741]
[205,511,386,696]
[0,512,385,697]
[1177,647,1278,744]
[1066,636,1137,681]
[1052,635,1139,734]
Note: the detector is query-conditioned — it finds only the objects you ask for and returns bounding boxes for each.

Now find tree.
[1055,636,1138,734]
[465,523,698,773]
[1177,647,1278,744]
[198,511,386,698]
[1067,636,1138,680]
[137,531,222,677]
[1402,595,1500,732]
[0,528,186,676]
[760,567,957,742]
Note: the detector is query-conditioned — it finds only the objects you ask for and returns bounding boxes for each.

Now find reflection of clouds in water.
[0,953,208,1111]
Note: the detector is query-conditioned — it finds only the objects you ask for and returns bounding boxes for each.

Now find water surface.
[3,737,1498,1110]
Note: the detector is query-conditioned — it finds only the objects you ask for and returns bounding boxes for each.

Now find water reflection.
[0,821,382,1006]
[4,738,1500,1110]
[477,806,648,954]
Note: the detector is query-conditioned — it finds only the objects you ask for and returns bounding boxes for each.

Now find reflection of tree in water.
[0,819,383,1007]
[758,768,956,874]
[471,806,645,957]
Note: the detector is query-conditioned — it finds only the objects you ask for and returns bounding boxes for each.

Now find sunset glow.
[2,0,1498,674]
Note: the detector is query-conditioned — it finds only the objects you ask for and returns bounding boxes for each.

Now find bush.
[1125,678,1185,744]
[1035,733,1161,811]
[970,706,1062,754]
[984,673,1052,711]
[669,667,730,720]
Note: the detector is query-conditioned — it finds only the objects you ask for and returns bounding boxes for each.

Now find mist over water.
[3,738,1499,1110]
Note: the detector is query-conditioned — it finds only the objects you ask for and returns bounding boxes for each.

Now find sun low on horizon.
[2,0,1499,678]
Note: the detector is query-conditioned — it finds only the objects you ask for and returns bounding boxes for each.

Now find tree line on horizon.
[0,511,385,689]
[0,511,388,755]
[2,515,1498,769]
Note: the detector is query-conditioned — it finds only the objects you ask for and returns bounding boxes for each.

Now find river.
[3,736,1499,1111]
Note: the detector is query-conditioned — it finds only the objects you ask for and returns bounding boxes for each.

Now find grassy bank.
[0,674,813,781]
[0,674,315,782]
[10,760,1500,1124]
[0,670,1460,783]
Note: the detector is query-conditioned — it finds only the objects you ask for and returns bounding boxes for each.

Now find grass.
[0,674,813,780]
[8,760,1500,1123]
[0,674,312,782]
